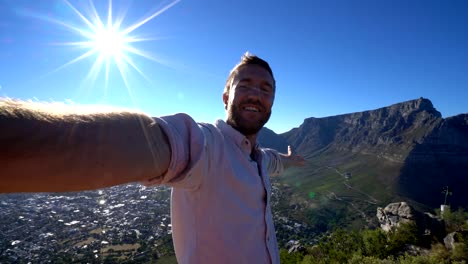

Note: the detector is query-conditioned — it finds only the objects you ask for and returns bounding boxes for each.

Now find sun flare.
[92,27,126,59]
[43,0,180,97]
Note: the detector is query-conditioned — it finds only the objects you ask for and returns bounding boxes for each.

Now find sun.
[92,26,126,59]
[44,0,180,97]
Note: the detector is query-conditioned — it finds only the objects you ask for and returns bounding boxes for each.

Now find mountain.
[259,98,468,229]
[257,126,289,153]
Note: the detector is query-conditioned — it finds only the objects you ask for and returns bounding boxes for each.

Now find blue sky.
[0,0,467,133]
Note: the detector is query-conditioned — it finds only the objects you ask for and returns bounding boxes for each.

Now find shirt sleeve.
[141,113,206,189]
[261,148,284,176]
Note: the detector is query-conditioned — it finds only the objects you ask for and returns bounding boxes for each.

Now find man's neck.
[245,134,257,151]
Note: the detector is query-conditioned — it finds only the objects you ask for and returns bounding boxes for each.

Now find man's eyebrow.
[262,81,274,89]
[238,77,253,83]
[238,78,274,89]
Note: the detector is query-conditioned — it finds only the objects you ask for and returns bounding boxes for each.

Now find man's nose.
[247,86,262,96]
[244,86,269,98]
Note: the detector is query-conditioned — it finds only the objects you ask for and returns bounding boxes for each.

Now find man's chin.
[227,106,271,136]
[228,118,266,136]
[233,127,261,136]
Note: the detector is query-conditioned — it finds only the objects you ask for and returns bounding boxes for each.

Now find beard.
[226,102,271,136]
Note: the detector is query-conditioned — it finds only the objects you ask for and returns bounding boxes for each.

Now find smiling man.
[224,60,275,140]
[0,53,305,264]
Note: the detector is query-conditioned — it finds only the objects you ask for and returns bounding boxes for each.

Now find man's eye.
[261,87,272,94]
[237,85,273,96]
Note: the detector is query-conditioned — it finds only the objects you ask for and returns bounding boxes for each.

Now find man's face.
[223,64,275,136]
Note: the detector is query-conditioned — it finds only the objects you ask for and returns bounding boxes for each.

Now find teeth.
[245,106,259,112]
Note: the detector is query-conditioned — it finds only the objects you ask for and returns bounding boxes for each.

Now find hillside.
[259,97,468,229]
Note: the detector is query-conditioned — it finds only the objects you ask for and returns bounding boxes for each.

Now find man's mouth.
[243,106,260,112]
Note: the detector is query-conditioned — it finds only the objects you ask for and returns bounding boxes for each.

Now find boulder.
[377,202,415,232]
[286,240,306,254]
[377,202,446,244]
[444,230,468,251]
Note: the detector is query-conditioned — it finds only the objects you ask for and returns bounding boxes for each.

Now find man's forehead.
[232,65,274,84]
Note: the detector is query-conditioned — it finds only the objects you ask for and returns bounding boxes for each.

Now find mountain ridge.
[258,97,468,216]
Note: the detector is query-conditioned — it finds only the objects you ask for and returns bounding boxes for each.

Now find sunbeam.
[42,0,180,99]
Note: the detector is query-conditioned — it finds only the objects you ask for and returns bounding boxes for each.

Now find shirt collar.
[215,120,260,157]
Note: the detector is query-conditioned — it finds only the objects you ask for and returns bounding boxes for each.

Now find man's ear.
[222,92,228,110]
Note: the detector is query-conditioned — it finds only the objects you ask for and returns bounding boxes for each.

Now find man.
[0,53,305,263]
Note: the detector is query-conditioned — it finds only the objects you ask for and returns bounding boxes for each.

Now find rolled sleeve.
[261,148,284,176]
[142,113,205,189]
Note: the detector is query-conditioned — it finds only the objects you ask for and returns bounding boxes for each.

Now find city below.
[0,183,310,263]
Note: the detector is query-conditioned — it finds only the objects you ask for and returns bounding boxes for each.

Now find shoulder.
[154,113,224,147]
[155,113,218,132]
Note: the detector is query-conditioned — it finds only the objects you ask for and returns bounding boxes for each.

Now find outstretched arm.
[279,145,305,169]
[0,98,171,193]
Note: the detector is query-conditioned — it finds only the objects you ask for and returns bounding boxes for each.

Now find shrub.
[348,254,393,264]
[386,222,419,254]
[362,229,389,258]
[396,253,435,264]
[319,229,364,263]
[443,208,468,233]
[451,243,468,262]
[300,254,326,264]
[280,248,304,264]
[428,243,450,263]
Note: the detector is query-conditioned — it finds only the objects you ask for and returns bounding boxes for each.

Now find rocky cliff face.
[398,113,468,208]
[282,98,444,162]
[261,98,468,209]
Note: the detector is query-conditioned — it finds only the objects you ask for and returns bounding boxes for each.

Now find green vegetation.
[278,151,403,233]
[280,208,468,264]
[441,208,468,233]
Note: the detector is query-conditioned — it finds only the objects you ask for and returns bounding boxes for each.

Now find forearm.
[0,99,171,193]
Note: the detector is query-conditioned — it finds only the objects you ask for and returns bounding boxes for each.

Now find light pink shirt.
[143,113,284,264]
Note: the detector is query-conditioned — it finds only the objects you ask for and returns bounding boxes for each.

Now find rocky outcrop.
[377,202,445,243]
[285,240,307,254]
[377,202,415,232]
[444,230,468,251]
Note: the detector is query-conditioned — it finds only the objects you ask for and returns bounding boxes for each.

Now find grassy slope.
[277,150,406,231]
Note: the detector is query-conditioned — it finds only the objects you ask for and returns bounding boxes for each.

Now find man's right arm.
[0,98,171,193]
